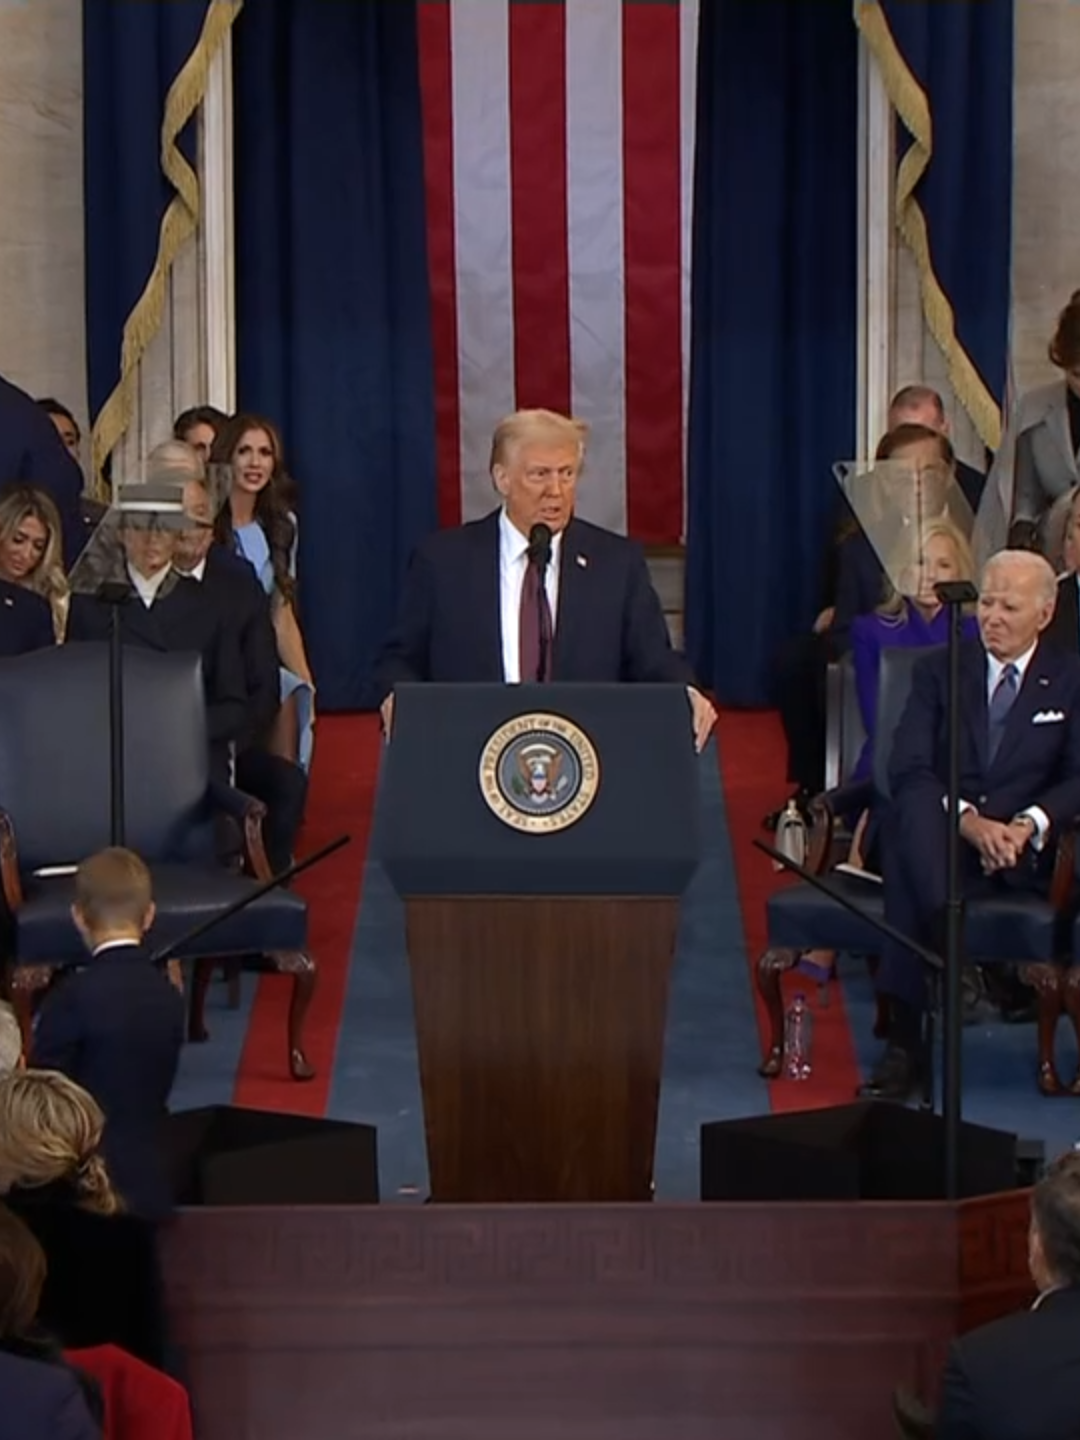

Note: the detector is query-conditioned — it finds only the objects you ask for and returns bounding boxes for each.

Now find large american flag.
[418,0,700,543]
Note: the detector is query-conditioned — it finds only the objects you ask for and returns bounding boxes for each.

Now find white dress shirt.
[958,640,1049,846]
[499,509,562,684]
[127,563,172,608]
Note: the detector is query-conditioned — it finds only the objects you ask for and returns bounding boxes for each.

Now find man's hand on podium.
[687,686,717,753]
[380,693,394,740]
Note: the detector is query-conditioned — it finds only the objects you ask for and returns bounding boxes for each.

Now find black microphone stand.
[937,577,978,1200]
[527,524,553,683]
[96,580,134,847]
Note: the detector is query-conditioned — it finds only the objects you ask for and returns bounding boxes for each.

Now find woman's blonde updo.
[0,1071,122,1216]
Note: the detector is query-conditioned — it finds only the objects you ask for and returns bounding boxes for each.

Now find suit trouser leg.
[774,632,831,792]
[235,748,309,874]
[878,792,952,1015]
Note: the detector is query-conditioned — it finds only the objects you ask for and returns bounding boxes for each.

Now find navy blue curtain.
[685,1,858,707]
[867,1,1013,447]
[84,2,206,426]
[234,0,437,711]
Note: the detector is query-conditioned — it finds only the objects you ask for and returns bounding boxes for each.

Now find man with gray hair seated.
[0,1002,22,1077]
[861,550,1080,1100]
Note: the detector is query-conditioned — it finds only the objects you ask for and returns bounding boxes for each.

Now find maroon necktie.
[519,557,553,682]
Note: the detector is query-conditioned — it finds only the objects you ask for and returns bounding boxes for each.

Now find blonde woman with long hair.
[0,1071,168,1368]
[0,485,69,641]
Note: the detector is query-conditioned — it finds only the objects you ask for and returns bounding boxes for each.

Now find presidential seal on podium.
[478,712,600,833]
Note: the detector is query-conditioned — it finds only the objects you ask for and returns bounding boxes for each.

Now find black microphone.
[527,523,552,683]
[527,522,552,569]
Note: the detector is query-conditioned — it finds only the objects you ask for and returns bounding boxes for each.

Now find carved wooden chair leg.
[10,964,58,1059]
[188,959,214,1044]
[1021,962,1066,1095]
[270,950,317,1081]
[756,948,798,1078]
[1062,968,1080,1097]
[222,960,242,1009]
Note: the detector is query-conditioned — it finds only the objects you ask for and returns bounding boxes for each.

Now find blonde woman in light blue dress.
[211,413,315,771]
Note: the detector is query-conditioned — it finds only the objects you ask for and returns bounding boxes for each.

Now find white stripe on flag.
[679,0,700,543]
[565,0,627,535]
[450,0,516,521]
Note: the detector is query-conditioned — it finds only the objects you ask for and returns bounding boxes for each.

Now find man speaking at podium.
[375,409,716,750]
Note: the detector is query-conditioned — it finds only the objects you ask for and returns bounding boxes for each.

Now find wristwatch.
[1010,814,1037,836]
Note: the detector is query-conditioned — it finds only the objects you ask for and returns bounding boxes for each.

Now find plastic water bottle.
[784,993,812,1080]
[775,798,807,871]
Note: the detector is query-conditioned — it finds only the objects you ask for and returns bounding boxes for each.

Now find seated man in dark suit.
[0,373,85,569]
[862,550,1080,1100]
[174,474,308,871]
[31,848,184,1221]
[66,485,247,782]
[0,578,53,656]
[375,408,716,750]
[932,1150,1080,1439]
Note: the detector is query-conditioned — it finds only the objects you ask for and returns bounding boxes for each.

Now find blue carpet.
[839,959,1080,1161]
[171,964,259,1111]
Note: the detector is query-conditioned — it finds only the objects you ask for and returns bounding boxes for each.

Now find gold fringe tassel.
[90,0,245,494]
[856,1,1002,453]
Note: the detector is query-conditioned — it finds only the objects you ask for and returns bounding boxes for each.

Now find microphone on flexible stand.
[527,523,553,683]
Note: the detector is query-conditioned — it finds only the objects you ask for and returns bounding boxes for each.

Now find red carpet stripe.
[715,709,863,1110]
[232,714,382,1116]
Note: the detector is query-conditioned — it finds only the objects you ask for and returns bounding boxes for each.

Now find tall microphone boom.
[149,833,351,966]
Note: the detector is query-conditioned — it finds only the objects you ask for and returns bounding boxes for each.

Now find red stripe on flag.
[418,0,462,528]
[622,3,684,544]
[508,1,571,414]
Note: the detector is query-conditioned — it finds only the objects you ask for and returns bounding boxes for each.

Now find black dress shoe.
[857,1043,921,1102]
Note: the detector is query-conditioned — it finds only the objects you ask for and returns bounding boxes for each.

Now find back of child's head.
[74,848,153,936]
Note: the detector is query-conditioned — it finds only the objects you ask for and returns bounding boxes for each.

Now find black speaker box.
[168,1106,379,1206]
[700,1102,1021,1201]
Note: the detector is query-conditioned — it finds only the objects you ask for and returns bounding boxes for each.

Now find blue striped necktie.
[987,662,1019,762]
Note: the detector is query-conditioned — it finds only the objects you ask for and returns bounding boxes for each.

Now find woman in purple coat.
[850,518,978,785]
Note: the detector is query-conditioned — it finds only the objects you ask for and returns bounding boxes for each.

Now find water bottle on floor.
[774,798,807,871]
[784,992,812,1080]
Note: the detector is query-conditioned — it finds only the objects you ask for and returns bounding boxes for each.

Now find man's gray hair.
[981,548,1058,605]
[145,439,205,485]
[0,1003,22,1078]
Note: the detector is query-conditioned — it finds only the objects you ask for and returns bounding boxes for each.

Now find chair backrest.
[0,644,209,872]
[871,644,941,803]
[824,655,868,790]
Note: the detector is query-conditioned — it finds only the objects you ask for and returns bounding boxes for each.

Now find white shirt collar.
[127,562,172,608]
[177,558,207,583]
[498,508,564,569]
[987,640,1038,692]
[91,937,142,956]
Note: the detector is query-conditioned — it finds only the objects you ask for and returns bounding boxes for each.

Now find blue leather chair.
[757,645,1074,1092]
[0,644,317,1080]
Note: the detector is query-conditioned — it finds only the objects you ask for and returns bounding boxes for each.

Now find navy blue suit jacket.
[0,1350,99,1440]
[375,510,694,696]
[0,579,53,656]
[199,544,280,750]
[32,942,184,1221]
[0,375,85,568]
[888,639,1080,841]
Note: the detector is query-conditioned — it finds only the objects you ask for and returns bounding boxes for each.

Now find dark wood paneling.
[163,1202,957,1440]
[957,1188,1034,1332]
[405,898,679,1201]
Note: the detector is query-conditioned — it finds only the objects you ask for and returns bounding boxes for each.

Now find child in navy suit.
[32,849,184,1221]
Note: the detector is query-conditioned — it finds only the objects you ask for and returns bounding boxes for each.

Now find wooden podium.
[381,684,700,1203]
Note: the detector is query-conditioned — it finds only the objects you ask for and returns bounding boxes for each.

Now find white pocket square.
[1032,710,1066,724]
